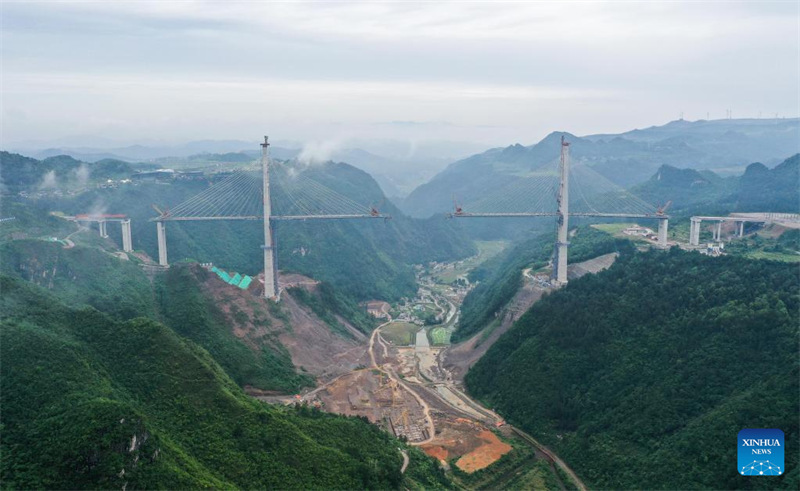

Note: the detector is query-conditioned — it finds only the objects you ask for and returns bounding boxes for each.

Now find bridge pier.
[657,218,669,248]
[689,217,701,246]
[121,219,133,252]
[157,221,168,266]
[99,220,108,238]
[714,221,722,241]
[738,221,745,237]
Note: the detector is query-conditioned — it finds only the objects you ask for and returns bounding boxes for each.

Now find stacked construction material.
[210,266,252,290]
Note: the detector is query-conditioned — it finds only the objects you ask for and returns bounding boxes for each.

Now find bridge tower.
[261,136,278,300]
[553,135,570,285]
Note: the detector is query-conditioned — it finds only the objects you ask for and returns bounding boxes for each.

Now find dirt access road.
[307,252,596,488]
[371,313,587,490]
[417,259,597,490]
[369,320,437,445]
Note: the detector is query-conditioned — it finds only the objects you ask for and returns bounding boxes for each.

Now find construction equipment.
[451,195,464,217]
[151,204,169,218]
[656,201,672,216]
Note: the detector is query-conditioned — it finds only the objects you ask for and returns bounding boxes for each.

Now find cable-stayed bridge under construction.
[447,136,670,284]
[152,135,670,300]
[152,137,389,299]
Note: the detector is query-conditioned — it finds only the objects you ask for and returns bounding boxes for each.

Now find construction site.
[285,242,592,491]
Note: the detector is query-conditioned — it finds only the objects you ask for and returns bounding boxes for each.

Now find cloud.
[1,1,797,147]
[88,199,108,217]
[297,138,347,166]
[38,170,58,190]
[72,164,90,188]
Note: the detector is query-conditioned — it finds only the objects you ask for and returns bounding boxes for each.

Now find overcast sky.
[2,1,798,150]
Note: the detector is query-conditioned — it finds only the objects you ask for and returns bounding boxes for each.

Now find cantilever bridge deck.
[150,135,671,298]
[151,136,389,300]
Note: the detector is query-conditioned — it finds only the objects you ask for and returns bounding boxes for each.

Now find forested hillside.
[632,154,799,214]
[455,226,634,341]
[402,119,800,217]
[631,164,735,211]
[733,155,799,212]
[0,275,448,489]
[0,239,313,392]
[466,250,799,489]
[0,151,148,192]
[11,155,475,301]
[1,239,156,320]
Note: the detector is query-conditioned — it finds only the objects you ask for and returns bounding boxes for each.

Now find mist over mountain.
[9,137,489,199]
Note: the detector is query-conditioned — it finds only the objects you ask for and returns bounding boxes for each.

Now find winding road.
[369,321,437,446]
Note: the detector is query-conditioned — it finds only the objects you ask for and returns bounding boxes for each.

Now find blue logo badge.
[738,429,784,476]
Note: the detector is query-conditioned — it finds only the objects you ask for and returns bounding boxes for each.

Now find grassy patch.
[381,322,420,345]
[745,250,800,262]
[590,222,652,243]
[433,240,508,284]
[428,327,451,345]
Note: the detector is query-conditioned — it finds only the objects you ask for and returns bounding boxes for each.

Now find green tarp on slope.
[238,276,252,290]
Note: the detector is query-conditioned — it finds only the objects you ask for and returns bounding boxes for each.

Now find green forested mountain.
[455,226,634,342]
[19,157,474,301]
[733,155,799,212]
[465,249,799,489]
[632,154,799,214]
[402,119,799,218]
[0,275,448,489]
[0,239,312,392]
[1,239,157,320]
[630,164,736,211]
[0,151,144,192]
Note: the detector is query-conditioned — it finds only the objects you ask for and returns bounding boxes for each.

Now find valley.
[3,3,799,488]
[2,141,798,489]
[260,241,627,490]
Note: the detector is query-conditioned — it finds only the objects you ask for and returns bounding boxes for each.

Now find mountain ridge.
[402,119,799,218]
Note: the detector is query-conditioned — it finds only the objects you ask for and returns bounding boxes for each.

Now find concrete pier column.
[553,136,570,285]
[121,219,133,252]
[689,218,701,246]
[99,220,108,238]
[157,221,168,266]
[715,222,722,241]
[738,221,744,237]
[657,218,669,248]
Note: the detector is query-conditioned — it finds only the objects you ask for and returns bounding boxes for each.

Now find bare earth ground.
[217,253,595,486]
[307,369,432,443]
[443,281,545,383]
[567,252,618,280]
[197,269,370,387]
[455,430,513,472]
